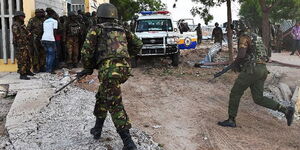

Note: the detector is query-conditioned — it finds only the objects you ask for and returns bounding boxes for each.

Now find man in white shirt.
[41,8,58,73]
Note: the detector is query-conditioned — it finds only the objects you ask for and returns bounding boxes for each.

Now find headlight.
[167,37,179,44]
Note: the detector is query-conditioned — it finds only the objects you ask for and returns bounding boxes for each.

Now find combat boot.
[40,67,46,72]
[285,106,295,126]
[20,74,30,80]
[90,118,105,139]
[26,71,35,76]
[218,117,236,127]
[118,129,137,150]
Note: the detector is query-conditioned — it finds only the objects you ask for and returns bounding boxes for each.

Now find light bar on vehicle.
[140,11,170,15]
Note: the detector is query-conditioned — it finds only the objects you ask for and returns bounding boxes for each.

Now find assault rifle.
[210,63,236,81]
[55,75,86,94]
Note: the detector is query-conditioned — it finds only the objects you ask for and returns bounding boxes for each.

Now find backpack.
[95,22,130,64]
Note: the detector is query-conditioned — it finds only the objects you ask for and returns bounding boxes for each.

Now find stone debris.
[292,87,300,118]
[278,82,293,101]
[0,84,9,98]
[265,76,299,120]
[3,73,162,150]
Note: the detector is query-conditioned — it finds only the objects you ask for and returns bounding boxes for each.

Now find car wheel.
[171,51,180,67]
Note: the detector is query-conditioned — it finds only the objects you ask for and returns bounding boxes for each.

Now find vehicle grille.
[142,38,164,44]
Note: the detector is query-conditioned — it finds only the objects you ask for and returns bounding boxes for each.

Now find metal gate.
[0,0,23,64]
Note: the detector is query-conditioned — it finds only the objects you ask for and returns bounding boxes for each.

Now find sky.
[160,0,240,26]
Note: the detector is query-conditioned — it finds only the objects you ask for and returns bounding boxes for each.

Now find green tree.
[110,0,164,21]
[239,0,299,52]
[183,0,234,61]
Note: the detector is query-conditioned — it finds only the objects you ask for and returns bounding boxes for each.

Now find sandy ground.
[74,45,300,150]
[1,41,299,149]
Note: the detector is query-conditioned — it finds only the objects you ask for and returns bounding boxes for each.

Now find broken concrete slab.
[292,87,300,115]
[5,88,54,131]
[278,82,292,101]
[4,73,162,150]
[268,85,284,102]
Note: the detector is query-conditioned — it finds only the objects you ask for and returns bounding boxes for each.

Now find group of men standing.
[12,8,98,79]
[12,3,142,150]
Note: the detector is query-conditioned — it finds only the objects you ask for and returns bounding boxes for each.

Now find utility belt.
[240,60,266,74]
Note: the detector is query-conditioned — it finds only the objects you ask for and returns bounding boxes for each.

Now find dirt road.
[77,48,300,150]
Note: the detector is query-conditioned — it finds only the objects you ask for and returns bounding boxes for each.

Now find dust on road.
[76,47,300,150]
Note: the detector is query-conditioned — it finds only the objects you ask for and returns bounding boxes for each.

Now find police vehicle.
[134,11,180,67]
[176,19,198,50]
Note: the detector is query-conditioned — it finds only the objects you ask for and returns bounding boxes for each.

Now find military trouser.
[66,37,79,64]
[228,64,281,118]
[94,58,132,132]
[31,37,46,72]
[16,47,31,75]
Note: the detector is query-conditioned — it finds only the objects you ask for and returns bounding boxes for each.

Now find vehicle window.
[136,19,173,32]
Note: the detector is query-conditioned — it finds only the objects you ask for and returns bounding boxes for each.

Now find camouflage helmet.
[35,9,43,13]
[97,3,118,19]
[14,11,25,17]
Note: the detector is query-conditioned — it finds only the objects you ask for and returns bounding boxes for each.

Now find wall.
[35,0,67,16]
[23,0,35,24]
[85,0,109,13]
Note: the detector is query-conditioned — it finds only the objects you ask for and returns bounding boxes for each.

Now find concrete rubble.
[1,72,162,150]
[264,71,300,120]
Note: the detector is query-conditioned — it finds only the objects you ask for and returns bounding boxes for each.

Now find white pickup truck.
[133,11,180,66]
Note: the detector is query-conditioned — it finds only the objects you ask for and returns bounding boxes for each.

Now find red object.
[155,11,170,14]
[55,34,62,41]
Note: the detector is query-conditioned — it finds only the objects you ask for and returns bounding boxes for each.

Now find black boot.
[218,117,236,127]
[118,129,137,150]
[26,71,35,76]
[40,67,46,72]
[285,106,295,126]
[20,74,30,80]
[90,118,105,139]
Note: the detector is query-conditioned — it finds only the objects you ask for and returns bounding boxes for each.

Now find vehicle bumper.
[138,44,179,56]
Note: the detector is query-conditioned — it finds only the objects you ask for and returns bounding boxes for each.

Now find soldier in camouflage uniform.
[27,9,46,73]
[218,21,295,128]
[12,11,33,80]
[77,3,142,150]
[212,22,224,50]
[64,12,82,68]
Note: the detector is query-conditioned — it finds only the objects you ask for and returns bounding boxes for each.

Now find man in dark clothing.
[195,23,202,45]
[212,22,223,49]
[218,22,295,128]
[12,11,34,80]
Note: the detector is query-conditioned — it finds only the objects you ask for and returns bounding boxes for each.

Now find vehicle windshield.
[136,19,173,32]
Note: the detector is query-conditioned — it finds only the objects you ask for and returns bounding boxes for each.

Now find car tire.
[171,51,180,67]
[131,56,138,68]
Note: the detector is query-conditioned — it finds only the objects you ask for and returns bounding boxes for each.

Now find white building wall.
[35,0,67,16]
[88,0,109,13]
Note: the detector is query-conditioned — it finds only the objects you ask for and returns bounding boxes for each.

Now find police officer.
[212,22,223,50]
[27,9,46,73]
[77,3,142,150]
[12,11,33,80]
[64,11,82,68]
[195,23,202,45]
[218,21,295,127]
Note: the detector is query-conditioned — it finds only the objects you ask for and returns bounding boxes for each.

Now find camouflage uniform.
[65,16,81,66]
[212,26,223,44]
[12,21,31,75]
[27,11,45,72]
[81,21,142,131]
[218,29,295,127]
